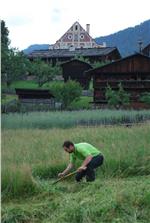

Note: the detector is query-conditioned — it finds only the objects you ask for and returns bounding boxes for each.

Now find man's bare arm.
[58,163,74,177]
[78,155,93,172]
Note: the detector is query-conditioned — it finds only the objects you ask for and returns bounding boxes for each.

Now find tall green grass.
[2,176,150,223]
[2,109,150,129]
[2,124,150,199]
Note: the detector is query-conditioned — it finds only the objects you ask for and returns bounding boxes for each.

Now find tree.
[1,20,31,86]
[1,20,10,49]
[50,80,82,109]
[1,20,10,83]
[30,59,62,87]
[2,49,31,86]
[61,80,82,108]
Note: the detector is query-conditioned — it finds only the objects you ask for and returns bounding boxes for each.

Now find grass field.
[2,123,150,222]
[2,109,150,129]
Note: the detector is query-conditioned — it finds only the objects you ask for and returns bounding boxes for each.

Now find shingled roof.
[28,47,120,58]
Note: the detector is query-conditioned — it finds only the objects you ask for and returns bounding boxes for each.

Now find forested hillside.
[95,19,150,56]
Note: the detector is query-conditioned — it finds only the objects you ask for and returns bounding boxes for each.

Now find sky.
[1,0,150,50]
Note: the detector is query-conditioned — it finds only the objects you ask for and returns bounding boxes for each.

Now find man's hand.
[58,172,65,178]
[77,166,87,172]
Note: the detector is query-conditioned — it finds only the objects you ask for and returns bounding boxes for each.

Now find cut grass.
[2,176,150,223]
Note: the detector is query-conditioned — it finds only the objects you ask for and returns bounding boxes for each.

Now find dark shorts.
[75,154,104,182]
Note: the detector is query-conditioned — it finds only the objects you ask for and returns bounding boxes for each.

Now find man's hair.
[63,141,74,148]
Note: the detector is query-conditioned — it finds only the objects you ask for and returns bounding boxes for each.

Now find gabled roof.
[60,59,93,67]
[28,47,120,58]
[56,21,94,43]
[86,53,150,75]
[15,88,54,97]
[142,43,150,51]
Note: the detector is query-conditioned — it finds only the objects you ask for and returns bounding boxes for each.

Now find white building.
[50,21,104,50]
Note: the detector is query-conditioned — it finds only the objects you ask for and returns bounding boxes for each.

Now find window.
[68,34,72,40]
[80,34,84,39]
[75,25,78,30]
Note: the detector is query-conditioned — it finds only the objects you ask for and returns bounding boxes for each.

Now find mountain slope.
[23,44,50,54]
[95,20,150,56]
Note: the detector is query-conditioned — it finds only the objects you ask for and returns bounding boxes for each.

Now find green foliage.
[30,59,52,87]
[30,59,62,87]
[92,61,110,68]
[118,83,130,105]
[49,80,82,109]
[1,20,10,48]
[74,55,91,64]
[49,81,64,102]
[2,48,31,87]
[140,92,150,104]
[105,85,119,107]
[1,20,31,87]
[68,96,92,110]
[105,83,130,108]
[61,80,82,108]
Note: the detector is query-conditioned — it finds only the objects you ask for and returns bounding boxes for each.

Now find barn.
[61,59,92,89]
[15,88,55,110]
[27,47,121,66]
[86,53,150,106]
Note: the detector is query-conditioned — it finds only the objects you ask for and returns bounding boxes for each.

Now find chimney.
[86,24,90,34]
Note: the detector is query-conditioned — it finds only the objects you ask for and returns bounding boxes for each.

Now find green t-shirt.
[70,142,101,164]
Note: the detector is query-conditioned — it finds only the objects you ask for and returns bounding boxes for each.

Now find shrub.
[140,92,150,104]
[105,85,119,107]
[49,80,82,109]
[105,83,130,108]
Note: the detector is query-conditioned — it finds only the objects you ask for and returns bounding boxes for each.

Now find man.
[58,141,104,182]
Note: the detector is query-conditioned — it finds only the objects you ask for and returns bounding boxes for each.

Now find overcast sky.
[1,0,150,50]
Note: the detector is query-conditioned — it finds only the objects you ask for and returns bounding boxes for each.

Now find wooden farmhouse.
[142,43,150,57]
[28,21,121,65]
[86,53,150,106]
[28,47,121,66]
[61,59,92,89]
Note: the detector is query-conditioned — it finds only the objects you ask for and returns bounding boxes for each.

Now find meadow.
[2,116,150,222]
[2,109,150,129]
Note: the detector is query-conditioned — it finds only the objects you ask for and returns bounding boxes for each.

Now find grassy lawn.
[2,124,150,222]
[8,80,39,89]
